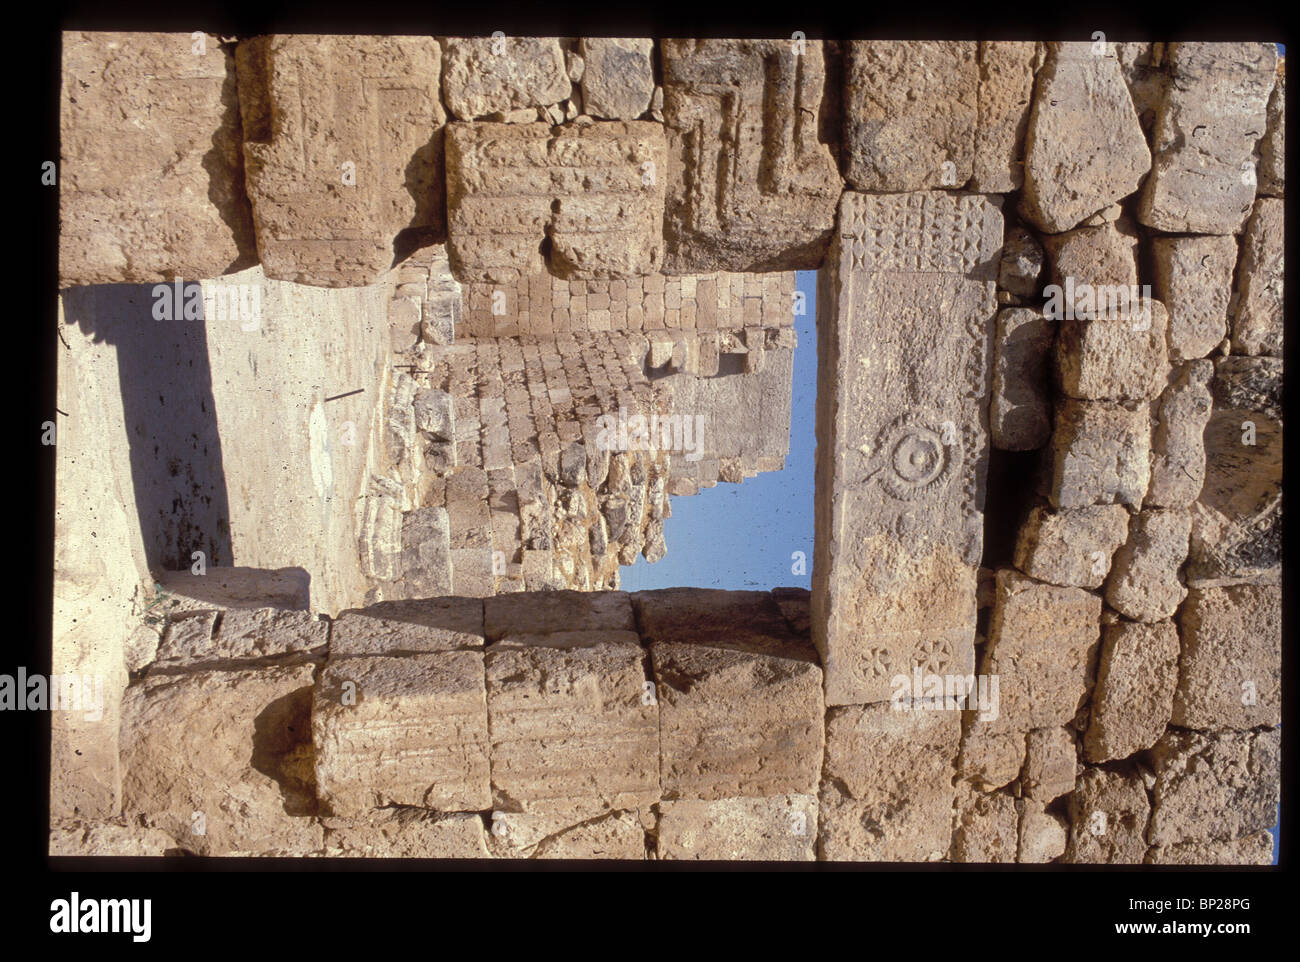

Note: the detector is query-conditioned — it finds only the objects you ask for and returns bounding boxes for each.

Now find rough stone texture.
[580,39,655,121]
[1022,43,1151,234]
[484,589,634,639]
[634,588,814,660]
[322,810,489,858]
[971,42,1039,193]
[441,37,570,120]
[1172,584,1281,730]
[60,32,255,286]
[814,191,1001,706]
[999,225,1046,298]
[1116,42,1169,135]
[1138,42,1277,234]
[1043,219,1140,301]
[1258,66,1284,197]
[154,567,312,614]
[1104,508,1191,622]
[1149,729,1280,847]
[1018,801,1068,863]
[331,597,484,657]
[1083,620,1180,762]
[1055,298,1170,402]
[991,308,1054,450]
[1147,832,1274,865]
[1065,768,1150,864]
[1231,197,1283,356]
[120,665,323,855]
[1186,357,1282,585]
[1049,400,1151,509]
[979,570,1101,735]
[1022,727,1077,801]
[819,706,960,862]
[486,806,647,859]
[312,652,490,815]
[957,721,1026,793]
[661,39,841,272]
[845,41,978,192]
[1146,361,1214,508]
[951,789,1019,862]
[656,795,818,861]
[154,608,328,670]
[1152,235,1237,361]
[237,36,445,287]
[1013,505,1131,589]
[49,820,178,857]
[485,633,658,812]
[445,121,666,282]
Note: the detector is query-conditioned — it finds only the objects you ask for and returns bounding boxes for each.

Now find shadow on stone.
[250,686,318,817]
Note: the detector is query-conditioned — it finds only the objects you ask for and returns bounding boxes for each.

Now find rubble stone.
[1083,620,1180,762]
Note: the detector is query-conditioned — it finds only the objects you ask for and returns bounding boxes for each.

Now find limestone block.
[813,191,1001,706]
[1231,197,1283,356]
[1022,43,1151,233]
[1151,235,1237,360]
[322,810,489,858]
[313,652,490,815]
[1138,42,1277,234]
[660,39,841,272]
[154,607,327,670]
[1104,508,1191,622]
[999,225,1046,298]
[1147,832,1274,865]
[1022,727,1078,801]
[1258,67,1284,196]
[1149,729,1280,846]
[486,805,647,859]
[1055,298,1169,402]
[971,41,1039,193]
[655,795,818,861]
[819,705,960,861]
[957,720,1025,792]
[441,37,570,120]
[990,308,1054,450]
[845,41,978,192]
[980,570,1101,734]
[580,39,655,120]
[1186,357,1281,585]
[331,597,484,657]
[1083,620,1180,762]
[1146,361,1214,508]
[1171,584,1281,730]
[120,665,323,855]
[1043,219,1139,300]
[237,35,445,287]
[445,121,666,282]
[1013,505,1131,589]
[1116,42,1169,134]
[59,32,255,286]
[633,588,807,657]
[951,789,1019,862]
[485,633,659,812]
[1018,801,1068,863]
[1065,768,1150,864]
[397,507,453,598]
[154,567,311,614]
[49,820,177,857]
[1049,400,1151,509]
[483,589,634,639]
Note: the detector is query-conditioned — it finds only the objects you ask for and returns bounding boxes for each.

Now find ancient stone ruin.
[52,35,1281,862]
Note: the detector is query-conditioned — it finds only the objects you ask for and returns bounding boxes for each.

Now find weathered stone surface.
[154,567,311,615]
[1014,505,1131,589]
[1138,43,1277,234]
[60,32,255,286]
[1116,42,1169,135]
[634,588,813,660]
[49,819,178,857]
[580,39,655,121]
[649,637,823,801]
[972,42,1039,193]
[120,665,323,855]
[656,795,818,861]
[1147,832,1274,865]
[999,225,1046,298]
[1231,197,1283,356]
[819,706,960,862]
[441,37,570,120]
[238,36,445,287]
[1172,584,1281,730]
[957,721,1025,792]
[487,805,647,859]
[484,589,634,639]
[1105,508,1191,622]
[1022,726,1077,801]
[991,308,1054,450]
[1022,43,1151,233]
[980,570,1101,734]
[1186,357,1281,585]
[322,809,489,858]
[1147,361,1214,508]
[313,652,490,815]
[331,597,484,657]
[1258,66,1284,197]
[1055,298,1169,402]
[814,191,1001,706]
[445,121,666,282]
[1049,400,1151,509]
[660,39,841,272]
[485,633,658,811]
[1149,729,1280,846]
[154,607,327,670]
[1083,620,1180,762]
[1043,219,1139,299]
[1152,236,1237,360]
[1018,801,1068,862]
[845,41,978,191]
[1065,768,1150,864]
[951,789,1019,862]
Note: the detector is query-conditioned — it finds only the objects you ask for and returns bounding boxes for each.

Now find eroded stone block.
[322,809,489,858]
[1104,508,1191,622]
[1149,729,1280,846]
[957,721,1025,793]
[580,39,655,120]
[972,42,1039,193]
[1232,197,1283,356]
[1258,67,1284,197]
[655,795,818,861]
[1146,361,1214,508]
[1050,400,1151,509]
[441,37,570,120]
[1055,298,1169,402]
[991,307,1054,450]
[1065,768,1149,864]
[1083,620,1180,762]
[1022,727,1078,801]
[1018,801,1068,863]
[1152,235,1237,360]
[951,789,1019,862]
[1013,505,1131,589]
[155,607,327,670]
[486,805,647,859]
[484,589,634,639]
[331,597,484,657]
[1147,832,1274,865]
